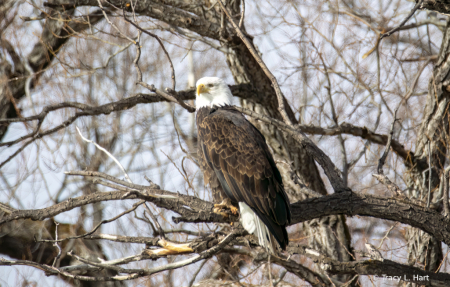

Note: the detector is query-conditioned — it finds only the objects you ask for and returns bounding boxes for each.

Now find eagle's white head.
[196,77,233,110]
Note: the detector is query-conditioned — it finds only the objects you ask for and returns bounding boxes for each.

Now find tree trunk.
[403,18,450,284]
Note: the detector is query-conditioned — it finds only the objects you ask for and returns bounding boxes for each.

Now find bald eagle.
[195,77,291,252]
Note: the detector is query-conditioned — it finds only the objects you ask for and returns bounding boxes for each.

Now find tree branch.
[286,244,450,286]
[3,171,450,248]
[381,0,424,39]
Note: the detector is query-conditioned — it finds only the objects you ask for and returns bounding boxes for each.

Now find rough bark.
[421,0,450,14]
[403,19,450,280]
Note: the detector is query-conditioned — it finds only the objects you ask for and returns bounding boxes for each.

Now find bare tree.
[1,0,450,286]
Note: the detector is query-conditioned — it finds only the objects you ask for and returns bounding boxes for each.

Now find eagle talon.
[214,199,239,216]
[213,207,229,218]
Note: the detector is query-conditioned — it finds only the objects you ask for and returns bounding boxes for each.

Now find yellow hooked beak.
[197,84,209,95]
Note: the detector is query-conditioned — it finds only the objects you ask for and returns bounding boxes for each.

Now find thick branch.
[290,191,450,246]
[3,174,450,248]
[0,170,236,226]
[325,259,449,286]
[49,0,224,39]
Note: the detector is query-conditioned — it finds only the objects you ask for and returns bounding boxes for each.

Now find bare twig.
[97,0,136,44]
[188,259,209,287]
[313,43,349,185]
[436,249,450,273]
[152,85,195,113]
[66,170,175,198]
[166,25,230,53]
[125,18,194,113]
[24,60,37,115]
[239,0,245,28]
[122,9,176,90]
[0,258,141,281]
[330,229,356,260]
[403,59,432,103]
[373,106,403,196]
[68,43,133,77]
[377,223,398,249]
[274,269,287,286]
[380,0,424,39]
[76,126,132,183]
[342,275,359,287]
[377,107,399,174]
[444,167,450,216]
[324,273,337,287]
[0,138,34,169]
[144,175,160,189]
[39,201,145,243]
[52,222,62,267]
[401,55,438,62]
[268,254,273,286]
[144,203,165,238]
[427,141,432,208]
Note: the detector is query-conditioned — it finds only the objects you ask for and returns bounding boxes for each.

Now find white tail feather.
[239,202,274,253]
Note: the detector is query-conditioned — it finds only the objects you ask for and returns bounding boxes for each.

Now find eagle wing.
[197,137,228,204]
[197,106,291,248]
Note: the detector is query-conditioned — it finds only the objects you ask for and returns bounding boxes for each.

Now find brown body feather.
[197,105,291,249]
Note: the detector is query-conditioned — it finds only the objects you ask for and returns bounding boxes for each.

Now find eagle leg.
[214,198,239,215]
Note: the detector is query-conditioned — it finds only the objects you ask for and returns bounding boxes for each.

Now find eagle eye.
[207,84,214,87]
